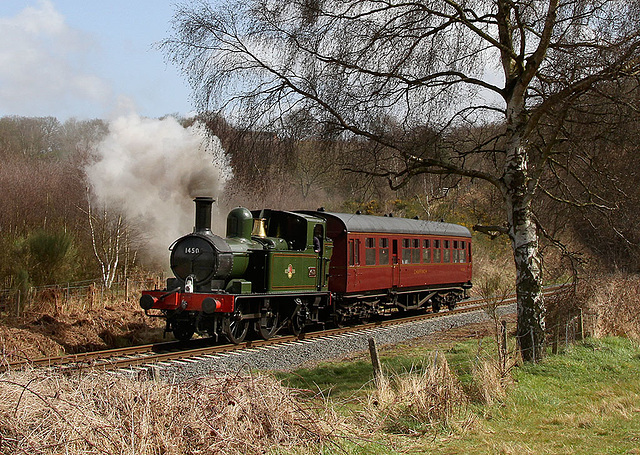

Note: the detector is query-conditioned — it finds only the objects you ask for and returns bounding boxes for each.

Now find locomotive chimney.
[193,197,215,233]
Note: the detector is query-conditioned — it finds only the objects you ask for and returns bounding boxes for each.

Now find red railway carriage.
[314,211,472,317]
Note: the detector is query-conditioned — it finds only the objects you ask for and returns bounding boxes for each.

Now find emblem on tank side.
[285,264,296,279]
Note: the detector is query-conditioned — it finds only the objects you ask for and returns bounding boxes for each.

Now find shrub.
[577,273,640,339]
[9,230,77,289]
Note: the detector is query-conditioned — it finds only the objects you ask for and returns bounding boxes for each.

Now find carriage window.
[434,248,441,263]
[459,241,466,262]
[442,240,450,262]
[453,249,459,263]
[402,239,411,264]
[348,239,360,266]
[412,239,420,263]
[379,238,389,264]
[453,240,458,249]
[432,239,440,263]
[365,237,376,265]
[423,239,431,263]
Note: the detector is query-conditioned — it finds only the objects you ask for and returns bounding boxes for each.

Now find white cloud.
[0,0,112,117]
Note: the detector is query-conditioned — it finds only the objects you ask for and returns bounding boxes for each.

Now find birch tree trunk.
[503,97,545,362]
[504,163,545,362]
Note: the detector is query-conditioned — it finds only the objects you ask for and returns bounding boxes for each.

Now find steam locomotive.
[140,197,473,342]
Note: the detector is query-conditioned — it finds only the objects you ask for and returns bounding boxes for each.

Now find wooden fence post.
[368,338,383,383]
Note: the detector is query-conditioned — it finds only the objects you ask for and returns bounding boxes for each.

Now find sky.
[0,0,197,120]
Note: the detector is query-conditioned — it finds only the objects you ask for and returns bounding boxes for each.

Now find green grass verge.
[277,337,640,454]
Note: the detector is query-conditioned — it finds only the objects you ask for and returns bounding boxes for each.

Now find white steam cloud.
[85,114,232,262]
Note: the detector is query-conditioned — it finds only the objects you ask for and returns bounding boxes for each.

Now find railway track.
[1,286,566,375]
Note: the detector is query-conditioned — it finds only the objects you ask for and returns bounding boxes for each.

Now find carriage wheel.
[223,308,249,344]
[255,306,279,340]
[333,311,346,327]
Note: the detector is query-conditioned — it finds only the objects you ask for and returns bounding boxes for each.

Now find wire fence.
[0,275,165,317]
[491,308,591,363]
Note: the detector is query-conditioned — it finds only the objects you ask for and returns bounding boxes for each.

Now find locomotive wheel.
[290,312,305,337]
[432,300,441,313]
[173,321,195,342]
[223,309,249,344]
[255,311,279,340]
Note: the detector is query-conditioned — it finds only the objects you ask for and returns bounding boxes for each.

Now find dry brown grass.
[363,353,471,435]
[576,273,640,339]
[471,358,512,406]
[0,326,65,364]
[1,277,165,358]
[0,369,342,455]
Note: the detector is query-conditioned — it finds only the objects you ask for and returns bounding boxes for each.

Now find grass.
[476,338,640,455]
[0,371,341,455]
[279,337,640,454]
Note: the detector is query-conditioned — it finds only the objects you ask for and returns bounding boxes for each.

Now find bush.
[9,230,77,289]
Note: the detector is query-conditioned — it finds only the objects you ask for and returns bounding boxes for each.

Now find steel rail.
[2,285,566,374]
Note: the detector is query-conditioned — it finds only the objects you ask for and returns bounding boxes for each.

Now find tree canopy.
[165,0,640,360]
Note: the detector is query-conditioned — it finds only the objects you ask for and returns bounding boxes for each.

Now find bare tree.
[164,0,640,361]
[83,193,127,290]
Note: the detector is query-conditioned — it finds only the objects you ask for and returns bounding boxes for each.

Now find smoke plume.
[85,114,232,264]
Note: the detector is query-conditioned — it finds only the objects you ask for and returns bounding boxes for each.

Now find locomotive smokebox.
[193,197,215,233]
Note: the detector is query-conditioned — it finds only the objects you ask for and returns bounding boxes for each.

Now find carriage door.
[392,239,400,288]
